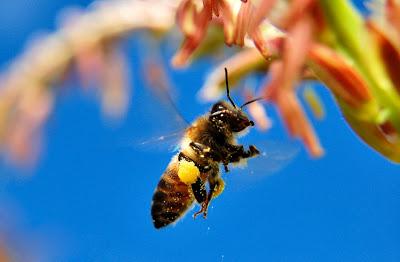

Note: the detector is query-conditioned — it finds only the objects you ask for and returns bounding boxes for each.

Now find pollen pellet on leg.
[178,159,200,184]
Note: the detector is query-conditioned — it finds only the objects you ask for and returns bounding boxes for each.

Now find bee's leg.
[189,142,224,162]
[192,172,212,219]
[189,142,211,158]
[227,144,260,163]
[193,171,224,219]
[247,145,260,157]
[221,144,257,173]
[223,162,229,173]
[193,192,213,219]
[191,177,207,204]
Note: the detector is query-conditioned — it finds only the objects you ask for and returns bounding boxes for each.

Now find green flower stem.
[341,100,400,163]
[320,0,400,131]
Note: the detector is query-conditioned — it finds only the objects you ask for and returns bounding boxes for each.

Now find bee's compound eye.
[249,121,255,126]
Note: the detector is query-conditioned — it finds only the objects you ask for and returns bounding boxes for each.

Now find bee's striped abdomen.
[151,159,194,229]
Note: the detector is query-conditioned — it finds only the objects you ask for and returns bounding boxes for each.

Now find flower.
[2,0,400,166]
[189,0,400,162]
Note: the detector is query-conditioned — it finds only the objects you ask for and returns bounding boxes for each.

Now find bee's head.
[210,101,254,132]
[209,67,262,133]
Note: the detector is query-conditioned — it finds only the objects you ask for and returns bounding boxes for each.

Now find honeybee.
[151,68,262,229]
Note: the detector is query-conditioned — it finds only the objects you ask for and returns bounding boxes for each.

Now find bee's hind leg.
[193,193,212,219]
[193,201,209,219]
[193,174,225,219]
[191,177,207,204]
[191,176,210,220]
[192,176,210,219]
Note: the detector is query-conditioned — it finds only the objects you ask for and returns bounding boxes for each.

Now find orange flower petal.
[263,61,324,157]
[277,0,315,29]
[281,14,313,89]
[308,44,372,107]
[386,0,400,38]
[173,1,211,67]
[367,20,400,95]
[244,90,271,131]
[233,1,253,46]
[248,0,277,35]
[219,0,238,45]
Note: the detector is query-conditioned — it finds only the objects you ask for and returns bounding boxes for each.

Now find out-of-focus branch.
[0,0,178,165]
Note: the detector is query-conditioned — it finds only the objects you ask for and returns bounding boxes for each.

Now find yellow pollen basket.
[178,159,200,184]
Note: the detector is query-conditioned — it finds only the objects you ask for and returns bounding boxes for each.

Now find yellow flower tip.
[171,52,189,68]
[302,85,325,120]
[303,120,325,158]
[247,101,272,131]
[310,145,325,159]
[244,89,271,131]
[178,159,200,184]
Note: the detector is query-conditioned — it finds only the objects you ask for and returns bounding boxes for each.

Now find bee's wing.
[130,86,189,152]
[123,48,190,152]
[230,140,300,178]
[124,101,188,152]
[131,89,189,152]
[134,129,186,153]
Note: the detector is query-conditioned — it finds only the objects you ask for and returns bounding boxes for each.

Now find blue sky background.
[0,0,399,261]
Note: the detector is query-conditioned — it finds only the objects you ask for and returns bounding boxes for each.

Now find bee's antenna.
[240,97,263,109]
[224,67,237,108]
[162,88,191,125]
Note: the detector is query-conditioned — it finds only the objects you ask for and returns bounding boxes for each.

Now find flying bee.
[151,68,263,229]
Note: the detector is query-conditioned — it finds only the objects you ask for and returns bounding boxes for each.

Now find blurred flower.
[1,0,400,166]
[0,245,11,262]
[192,0,400,161]
[243,88,272,131]
[0,203,52,262]
[0,0,178,165]
[302,85,325,121]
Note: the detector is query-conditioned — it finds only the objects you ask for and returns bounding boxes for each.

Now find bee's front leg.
[226,144,260,163]
[223,163,229,173]
[189,142,225,162]
[189,142,211,158]
[218,144,259,173]
[247,145,260,157]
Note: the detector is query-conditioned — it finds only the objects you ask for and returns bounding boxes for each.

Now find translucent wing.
[121,43,190,153]
[125,84,189,152]
[133,129,186,153]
